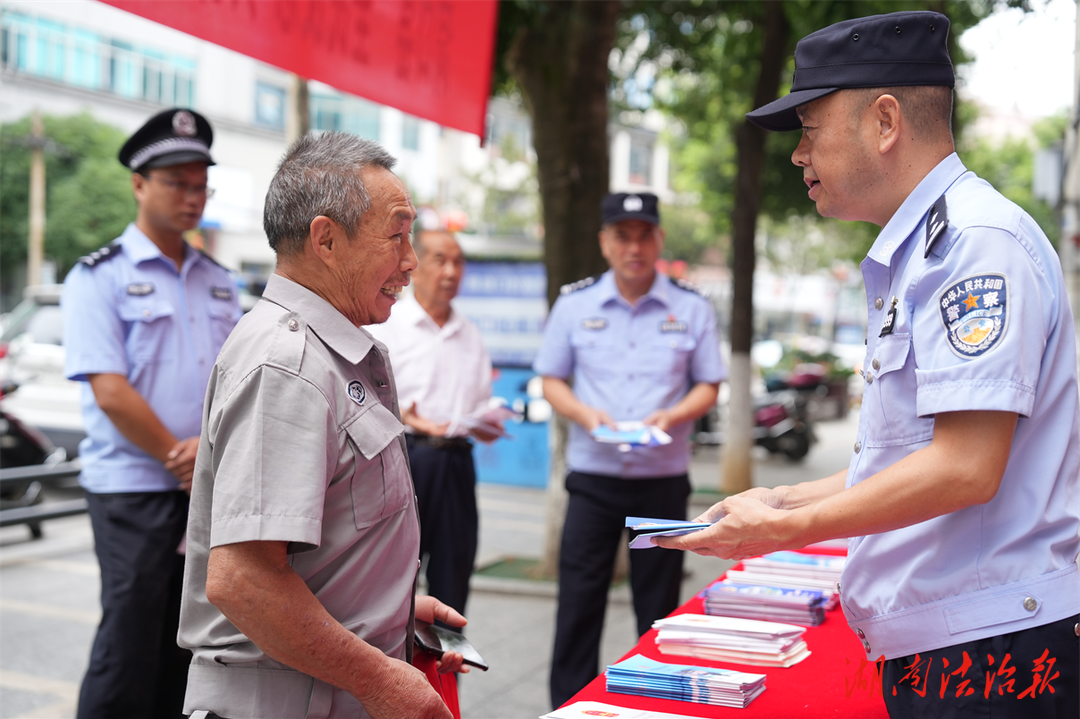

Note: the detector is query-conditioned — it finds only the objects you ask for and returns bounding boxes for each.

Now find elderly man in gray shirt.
[179,133,465,719]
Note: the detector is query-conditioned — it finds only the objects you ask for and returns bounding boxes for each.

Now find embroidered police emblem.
[660,315,688,333]
[172,110,197,137]
[346,380,367,406]
[126,282,154,296]
[210,287,233,300]
[581,318,607,330]
[938,273,1007,358]
[623,195,644,212]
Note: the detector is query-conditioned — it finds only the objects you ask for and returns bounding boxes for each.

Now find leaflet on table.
[604,654,766,708]
[625,516,714,549]
[591,422,672,451]
[541,701,711,719]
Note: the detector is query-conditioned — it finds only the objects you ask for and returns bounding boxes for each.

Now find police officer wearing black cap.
[62,108,240,718]
[660,12,1079,718]
[534,192,726,707]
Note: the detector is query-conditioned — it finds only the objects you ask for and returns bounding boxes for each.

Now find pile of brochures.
[605,654,767,708]
[703,581,827,626]
[652,614,811,668]
[723,551,846,610]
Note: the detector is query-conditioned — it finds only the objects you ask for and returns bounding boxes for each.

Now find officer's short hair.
[264,132,397,256]
[848,85,954,140]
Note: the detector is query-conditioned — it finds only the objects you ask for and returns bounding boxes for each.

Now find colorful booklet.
[591,422,673,451]
[605,654,766,708]
[625,516,714,549]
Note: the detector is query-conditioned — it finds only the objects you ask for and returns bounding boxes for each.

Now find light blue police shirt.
[533,270,727,478]
[842,153,1080,660]
[63,224,241,493]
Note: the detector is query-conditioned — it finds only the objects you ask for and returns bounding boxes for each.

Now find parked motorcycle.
[752,389,816,461]
[0,382,67,538]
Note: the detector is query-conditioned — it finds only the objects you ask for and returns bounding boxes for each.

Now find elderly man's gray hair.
[264,132,397,256]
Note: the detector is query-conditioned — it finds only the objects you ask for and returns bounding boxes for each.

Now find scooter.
[0,382,67,538]
[752,389,815,461]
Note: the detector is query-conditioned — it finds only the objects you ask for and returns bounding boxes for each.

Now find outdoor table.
[564,549,890,717]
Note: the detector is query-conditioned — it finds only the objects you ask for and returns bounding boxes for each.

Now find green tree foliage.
[1,112,132,288]
[957,111,1066,247]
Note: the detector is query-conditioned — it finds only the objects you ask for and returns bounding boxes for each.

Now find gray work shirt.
[179,274,420,719]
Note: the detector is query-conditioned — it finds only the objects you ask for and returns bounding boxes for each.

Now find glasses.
[147,175,216,199]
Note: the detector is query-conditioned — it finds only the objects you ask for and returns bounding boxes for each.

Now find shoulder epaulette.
[77,243,122,268]
[559,275,601,295]
[671,277,708,298]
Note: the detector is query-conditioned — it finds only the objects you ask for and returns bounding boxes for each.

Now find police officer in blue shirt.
[62,108,240,719]
[534,192,727,707]
[660,12,1078,718]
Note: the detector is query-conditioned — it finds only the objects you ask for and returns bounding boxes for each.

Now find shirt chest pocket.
[118,296,175,362]
[645,332,698,377]
[570,330,616,372]
[343,402,411,530]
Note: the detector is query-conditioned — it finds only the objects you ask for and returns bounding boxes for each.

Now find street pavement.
[0,410,861,719]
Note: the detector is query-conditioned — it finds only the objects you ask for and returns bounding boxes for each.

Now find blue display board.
[474,366,550,488]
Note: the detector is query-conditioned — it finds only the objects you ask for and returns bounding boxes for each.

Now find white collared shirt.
[367,294,493,437]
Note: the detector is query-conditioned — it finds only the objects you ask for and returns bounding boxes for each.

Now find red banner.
[99,0,498,137]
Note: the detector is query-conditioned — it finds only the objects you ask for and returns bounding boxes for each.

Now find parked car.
[0,286,85,458]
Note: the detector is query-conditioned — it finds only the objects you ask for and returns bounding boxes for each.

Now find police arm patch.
[937,273,1007,358]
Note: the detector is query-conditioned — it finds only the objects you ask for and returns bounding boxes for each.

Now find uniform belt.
[408,434,473,451]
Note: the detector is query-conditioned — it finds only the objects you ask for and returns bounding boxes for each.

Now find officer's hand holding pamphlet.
[590,422,673,452]
[626,516,715,549]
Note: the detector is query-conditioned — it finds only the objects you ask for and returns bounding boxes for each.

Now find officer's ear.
[873,94,902,156]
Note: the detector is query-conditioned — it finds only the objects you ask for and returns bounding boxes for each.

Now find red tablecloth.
[566,554,889,717]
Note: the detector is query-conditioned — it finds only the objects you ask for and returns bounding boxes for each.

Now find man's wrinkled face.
[792,91,877,222]
[340,166,417,325]
[413,231,465,308]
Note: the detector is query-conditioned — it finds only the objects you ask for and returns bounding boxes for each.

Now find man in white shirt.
[368,230,501,622]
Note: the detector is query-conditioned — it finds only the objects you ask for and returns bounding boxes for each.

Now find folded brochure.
[625,516,713,549]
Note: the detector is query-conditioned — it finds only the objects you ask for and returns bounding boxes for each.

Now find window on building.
[254,81,286,130]
[629,139,652,185]
[1,9,196,106]
[310,93,380,141]
[401,114,420,151]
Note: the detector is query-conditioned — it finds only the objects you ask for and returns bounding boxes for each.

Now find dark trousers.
[550,471,690,708]
[882,614,1079,718]
[406,435,478,623]
[78,490,191,719]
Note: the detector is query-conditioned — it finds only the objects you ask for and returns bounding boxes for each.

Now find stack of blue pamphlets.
[605,654,766,708]
[591,422,672,452]
[703,580,827,626]
[625,517,714,549]
[724,551,845,610]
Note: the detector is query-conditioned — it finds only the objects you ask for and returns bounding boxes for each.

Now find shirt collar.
[865,153,967,268]
[598,269,671,308]
[395,294,464,334]
[262,273,376,365]
[119,222,205,274]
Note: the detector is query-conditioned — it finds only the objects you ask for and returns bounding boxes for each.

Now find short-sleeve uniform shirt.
[842,153,1080,660]
[179,275,420,719]
[62,223,241,492]
[533,270,727,477]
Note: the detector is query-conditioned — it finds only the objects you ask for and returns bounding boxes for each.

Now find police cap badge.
[119,108,215,172]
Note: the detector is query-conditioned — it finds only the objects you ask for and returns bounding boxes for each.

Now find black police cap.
[119,108,215,171]
[747,11,954,132]
[602,192,660,226]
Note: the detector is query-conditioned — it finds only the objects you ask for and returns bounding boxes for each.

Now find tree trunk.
[722,2,789,493]
[505,0,620,576]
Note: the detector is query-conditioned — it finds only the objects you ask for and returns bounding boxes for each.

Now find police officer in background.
[534,192,726,707]
[659,12,1079,718]
[62,108,240,718]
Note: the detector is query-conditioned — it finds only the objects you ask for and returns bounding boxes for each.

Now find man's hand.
[361,657,455,719]
[415,595,469,675]
[642,409,674,433]
[164,436,200,492]
[578,405,617,433]
[469,423,503,444]
[402,403,451,437]
[655,494,796,560]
